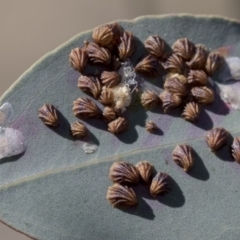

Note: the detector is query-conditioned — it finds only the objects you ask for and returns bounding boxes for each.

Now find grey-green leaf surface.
[1,15,240,240]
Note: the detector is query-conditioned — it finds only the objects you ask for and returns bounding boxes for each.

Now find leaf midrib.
[1,126,239,192]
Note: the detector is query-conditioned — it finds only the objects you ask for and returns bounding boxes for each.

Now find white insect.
[0,102,26,160]
[216,56,240,110]
[111,59,143,112]
[112,84,132,112]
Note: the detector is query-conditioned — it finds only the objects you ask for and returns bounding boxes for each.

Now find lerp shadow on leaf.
[0,152,25,165]
[214,134,234,162]
[115,103,148,144]
[150,103,182,118]
[82,117,108,132]
[156,176,185,208]
[187,148,210,181]
[120,183,155,220]
[126,93,145,121]
[49,109,75,141]
[83,63,109,77]
[132,180,185,209]
[115,125,139,144]
[214,56,232,83]
[191,108,213,131]
[215,145,234,162]
[120,193,155,220]
[205,83,230,116]
[124,104,147,128]
[150,127,164,136]
[85,128,100,146]
[130,35,148,67]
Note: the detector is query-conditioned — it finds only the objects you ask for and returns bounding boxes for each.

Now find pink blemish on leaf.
[0,103,27,160]
[111,135,122,153]
[0,127,26,159]
[214,45,234,57]
[217,81,240,110]
[185,110,224,141]
[140,133,163,149]
[67,69,80,89]
[185,125,206,141]
[207,110,228,125]
[11,113,41,138]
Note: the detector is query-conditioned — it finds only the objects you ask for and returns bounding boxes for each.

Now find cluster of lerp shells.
[106,127,240,209]
[36,22,240,212]
[38,22,240,164]
[206,127,240,165]
[106,161,172,208]
[70,23,134,135]
[39,22,223,138]
[68,22,223,137]
[141,37,222,123]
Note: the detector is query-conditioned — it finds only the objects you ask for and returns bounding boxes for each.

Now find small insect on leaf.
[145,120,158,133]
[144,35,165,59]
[141,90,160,110]
[172,38,195,60]
[106,183,137,208]
[231,137,240,163]
[172,144,194,172]
[205,127,229,152]
[191,86,214,105]
[100,71,121,88]
[72,98,102,119]
[187,70,208,86]
[98,87,114,106]
[70,121,88,139]
[78,76,102,99]
[118,31,135,61]
[109,161,140,184]
[163,54,185,74]
[38,104,59,128]
[205,52,222,76]
[94,22,123,47]
[108,117,128,134]
[135,55,160,78]
[69,48,88,73]
[164,75,187,97]
[86,42,111,65]
[150,172,173,197]
[186,45,208,70]
[135,161,153,183]
[182,102,200,122]
[159,91,182,113]
[102,107,117,122]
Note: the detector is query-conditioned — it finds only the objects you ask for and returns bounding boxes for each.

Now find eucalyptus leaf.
[1,15,240,240]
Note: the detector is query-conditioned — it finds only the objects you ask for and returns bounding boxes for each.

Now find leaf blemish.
[0,103,26,160]
[82,142,98,154]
